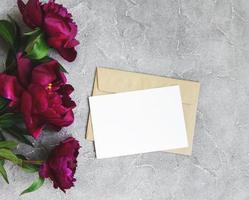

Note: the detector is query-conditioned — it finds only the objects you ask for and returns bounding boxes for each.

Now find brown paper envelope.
[86,67,200,155]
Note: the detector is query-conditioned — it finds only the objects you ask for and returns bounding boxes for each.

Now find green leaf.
[16,154,27,160]
[8,16,20,34]
[0,130,5,141]
[21,163,39,173]
[0,160,9,184]
[7,15,20,50]
[0,113,23,128]
[0,148,22,165]
[0,20,15,47]
[0,141,17,150]
[59,63,68,74]
[0,17,19,73]
[20,177,44,195]
[25,33,50,60]
[30,56,68,75]
[3,127,33,147]
[24,28,41,36]
[0,97,10,112]
[9,125,30,136]
[5,49,16,73]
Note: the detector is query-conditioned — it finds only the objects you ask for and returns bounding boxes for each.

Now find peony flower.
[39,137,80,192]
[17,0,79,62]
[16,53,76,138]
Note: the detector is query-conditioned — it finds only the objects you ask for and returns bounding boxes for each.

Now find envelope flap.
[96,67,200,104]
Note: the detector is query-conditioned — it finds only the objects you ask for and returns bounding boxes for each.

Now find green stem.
[22,160,43,165]
[0,157,43,165]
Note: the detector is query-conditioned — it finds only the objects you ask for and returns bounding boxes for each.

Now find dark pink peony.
[16,53,76,138]
[39,137,80,192]
[18,0,79,62]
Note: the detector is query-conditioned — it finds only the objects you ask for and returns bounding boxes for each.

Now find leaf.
[30,56,68,75]
[0,97,10,112]
[0,20,15,47]
[16,154,39,173]
[7,15,21,50]
[20,177,44,195]
[0,148,22,165]
[0,130,5,141]
[0,160,9,184]
[16,154,27,160]
[3,127,33,147]
[9,125,30,136]
[21,163,39,173]
[25,33,50,60]
[24,28,41,36]
[8,16,20,34]
[5,49,16,73]
[0,113,23,128]
[0,141,17,150]
[59,63,68,74]
[0,17,19,73]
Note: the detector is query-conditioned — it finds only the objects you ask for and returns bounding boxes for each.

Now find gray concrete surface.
[1,0,249,199]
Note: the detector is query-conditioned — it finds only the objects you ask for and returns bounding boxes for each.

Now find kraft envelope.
[89,86,188,159]
[86,67,200,155]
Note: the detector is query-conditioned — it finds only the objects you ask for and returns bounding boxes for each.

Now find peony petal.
[44,14,70,38]
[18,0,43,28]
[32,60,59,87]
[28,84,49,113]
[59,84,74,95]
[17,0,25,14]
[16,52,33,87]
[62,95,76,109]
[43,109,74,128]
[21,91,44,138]
[59,109,74,126]
[68,22,78,40]
[39,163,51,178]
[0,73,23,108]
[47,36,65,49]
[57,47,77,62]
[54,137,80,158]
[64,38,80,48]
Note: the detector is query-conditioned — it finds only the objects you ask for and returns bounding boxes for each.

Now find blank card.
[89,86,188,159]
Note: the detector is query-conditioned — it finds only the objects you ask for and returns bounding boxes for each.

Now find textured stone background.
[1,0,249,199]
